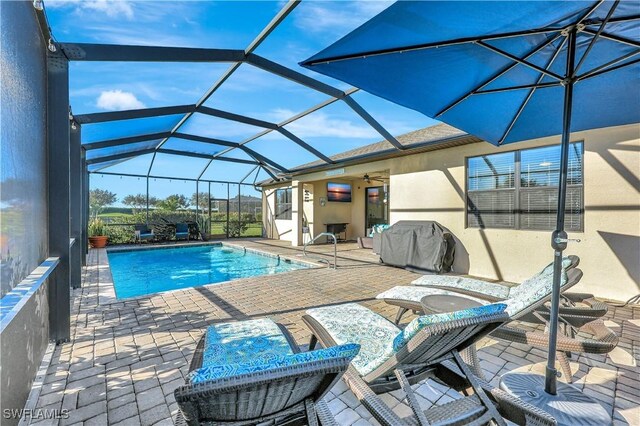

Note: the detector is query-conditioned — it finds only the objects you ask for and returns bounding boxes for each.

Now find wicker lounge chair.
[174,318,359,425]
[378,256,595,324]
[415,256,607,323]
[175,223,190,241]
[134,224,154,243]
[377,264,618,382]
[302,303,556,426]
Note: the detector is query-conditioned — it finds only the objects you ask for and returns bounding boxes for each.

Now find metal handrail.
[303,232,337,269]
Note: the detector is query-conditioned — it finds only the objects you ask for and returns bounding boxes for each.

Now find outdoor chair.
[134,224,154,243]
[174,318,359,426]
[175,223,190,241]
[302,303,557,426]
[378,256,607,325]
[377,261,618,382]
[357,224,390,253]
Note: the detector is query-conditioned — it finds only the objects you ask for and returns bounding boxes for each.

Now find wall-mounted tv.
[327,182,352,202]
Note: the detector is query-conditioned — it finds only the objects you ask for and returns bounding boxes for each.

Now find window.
[467,142,583,231]
[275,188,292,220]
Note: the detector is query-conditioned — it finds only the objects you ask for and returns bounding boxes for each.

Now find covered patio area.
[26,241,639,426]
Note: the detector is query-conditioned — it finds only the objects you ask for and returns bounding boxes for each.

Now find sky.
[44,0,439,204]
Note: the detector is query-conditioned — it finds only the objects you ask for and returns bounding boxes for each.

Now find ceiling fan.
[363,174,388,184]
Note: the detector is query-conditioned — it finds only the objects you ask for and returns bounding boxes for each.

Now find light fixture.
[47,39,56,53]
[33,0,43,11]
[540,162,552,167]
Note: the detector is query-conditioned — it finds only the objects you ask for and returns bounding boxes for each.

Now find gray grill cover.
[379,221,455,274]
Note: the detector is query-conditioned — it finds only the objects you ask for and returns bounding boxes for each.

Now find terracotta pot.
[89,236,108,248]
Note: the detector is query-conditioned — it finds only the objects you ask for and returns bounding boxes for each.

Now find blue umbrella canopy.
[302,1,639,146]
[301,0,639,406]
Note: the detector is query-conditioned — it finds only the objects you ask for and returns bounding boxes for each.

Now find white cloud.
[294,1,393,37]
[96,90,145,111]
[46,0,135,20]
[270,108,377,139]
[83,0,134,19]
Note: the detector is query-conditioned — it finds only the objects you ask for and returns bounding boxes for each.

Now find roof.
[259,123,482,185]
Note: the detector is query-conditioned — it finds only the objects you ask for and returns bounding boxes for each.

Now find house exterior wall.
[262,124,640,301]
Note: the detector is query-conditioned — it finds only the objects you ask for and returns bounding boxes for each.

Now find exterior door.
[365,186,388,233]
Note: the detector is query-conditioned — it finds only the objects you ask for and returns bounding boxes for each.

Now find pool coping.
[99,242,323,304]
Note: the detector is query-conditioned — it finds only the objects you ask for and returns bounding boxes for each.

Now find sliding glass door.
[365,186,388,233]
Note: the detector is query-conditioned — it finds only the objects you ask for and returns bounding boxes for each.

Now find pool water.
[107,244,309,299]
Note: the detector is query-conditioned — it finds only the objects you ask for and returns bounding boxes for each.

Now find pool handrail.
[303,232,337,269]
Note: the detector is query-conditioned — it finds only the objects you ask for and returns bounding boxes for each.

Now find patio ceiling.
[43,1,421,185]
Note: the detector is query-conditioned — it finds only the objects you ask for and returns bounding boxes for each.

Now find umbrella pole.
[545,27,577,396]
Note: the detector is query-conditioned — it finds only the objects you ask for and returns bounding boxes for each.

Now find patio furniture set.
[134,222,195,244]
[172,255,616,425]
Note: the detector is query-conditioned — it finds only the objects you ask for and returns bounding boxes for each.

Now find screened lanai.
[49,0,438,209]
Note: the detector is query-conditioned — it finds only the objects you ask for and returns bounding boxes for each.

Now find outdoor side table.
[420,294,486,379]
[420,294,484,314]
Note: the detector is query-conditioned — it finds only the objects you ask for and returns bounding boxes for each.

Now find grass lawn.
[99,213,134,222]
[210,222,263,237]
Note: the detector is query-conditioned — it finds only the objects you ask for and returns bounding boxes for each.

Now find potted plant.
[88,218,108,248]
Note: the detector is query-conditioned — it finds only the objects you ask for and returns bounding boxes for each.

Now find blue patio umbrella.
[302,0,638,422]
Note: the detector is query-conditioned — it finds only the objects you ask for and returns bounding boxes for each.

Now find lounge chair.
[377,262,618,382]
[175,223,190,241]
[302,303,556,426]
[378,256,602,324]
[174,318,360,425]
[134,224,154,243]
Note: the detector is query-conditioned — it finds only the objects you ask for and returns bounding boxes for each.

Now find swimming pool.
[107,244,310,299]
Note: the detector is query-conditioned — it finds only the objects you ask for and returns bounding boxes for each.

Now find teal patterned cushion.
[377,286,489,305]
[507,257,573,299]
[503,257,573,317]
[369,224,390,237]
[188,344,360,384]
[392,303,507,351]
[503,270,568,317]
[411,275,511,299]
[202,318,294,367]
[306,303,400,376]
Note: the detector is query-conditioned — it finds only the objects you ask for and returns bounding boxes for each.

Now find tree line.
[89,189,260,217]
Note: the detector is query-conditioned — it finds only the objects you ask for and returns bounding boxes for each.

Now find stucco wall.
[0,2,52,422]
[263,124,640,301]
[311,178,355,239]
[265,178,382,243]
[388,125,639,301]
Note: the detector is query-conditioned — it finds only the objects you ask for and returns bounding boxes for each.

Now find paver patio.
[26,239,639,426]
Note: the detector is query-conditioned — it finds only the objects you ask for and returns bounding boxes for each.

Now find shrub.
[223,221,249,238]
[88,218,106,237]
[105,225,136,244]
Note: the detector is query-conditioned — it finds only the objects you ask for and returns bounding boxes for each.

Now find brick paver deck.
[27,239,639,425]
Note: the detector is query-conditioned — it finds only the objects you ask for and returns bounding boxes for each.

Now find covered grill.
[379,221,455,274]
